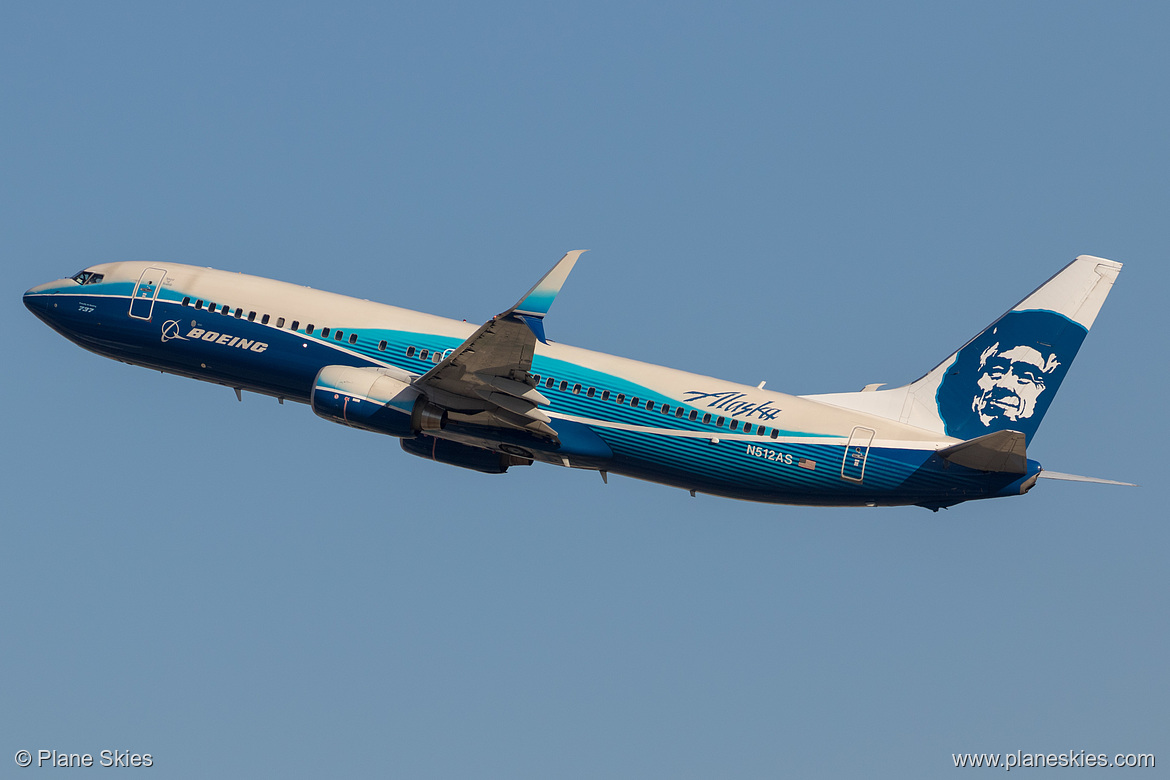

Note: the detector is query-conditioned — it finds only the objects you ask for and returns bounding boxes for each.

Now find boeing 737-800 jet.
[24,252,1129,510]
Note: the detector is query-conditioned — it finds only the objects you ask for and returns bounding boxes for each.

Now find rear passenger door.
[841,426,875,483]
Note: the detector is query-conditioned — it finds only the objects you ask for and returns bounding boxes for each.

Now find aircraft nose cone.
[24,282,58,320]
[23,288,44,314]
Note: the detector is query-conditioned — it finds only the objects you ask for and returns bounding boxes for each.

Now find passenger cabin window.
[195,300,204,309]
[276,317,285,328]
[248,311,256,322]
[770,429,779,439]
[703,413,711,424]
[689,410,697,421]
[676,408,684,418]
[335,331,343,341]
[545,377,554,388]
[378,340,387,351]
[646,400,655,411]
[306,324,315,334]
[586,387,595,398]
[560,380,568,391]
[291,320,299,331]
[406,346,415,357]
[716,416,725,427]
[661,404,671,415]
[743,423,752,433]
[419,349,429,360]
[730,420,739,431]
[433,352,442,363]
[321,327,330,338]
[261,314,269,324]
[572,383,581,394]
[234,308,242,318]
[532,374,541,384]
[630,397,639,407]
[615,393,625,404]
[349,333,357,344]
[601,390,610,401]
[182,296,190,306]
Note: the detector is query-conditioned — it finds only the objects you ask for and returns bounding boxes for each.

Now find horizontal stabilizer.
[1038,470,1137,487]
[938,429,1027,474]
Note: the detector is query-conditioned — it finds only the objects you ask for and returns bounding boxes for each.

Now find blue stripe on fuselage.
[27,289,1022,507]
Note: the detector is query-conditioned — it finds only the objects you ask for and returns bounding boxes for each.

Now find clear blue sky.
[3,3,1166,777]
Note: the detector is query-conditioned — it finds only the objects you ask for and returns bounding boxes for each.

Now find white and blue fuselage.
[24,254,1124,509]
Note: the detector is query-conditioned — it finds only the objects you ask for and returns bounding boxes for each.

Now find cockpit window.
[70,271,104,285]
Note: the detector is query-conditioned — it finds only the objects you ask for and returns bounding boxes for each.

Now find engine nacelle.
[311,365,446,438]
[400,435,530,474]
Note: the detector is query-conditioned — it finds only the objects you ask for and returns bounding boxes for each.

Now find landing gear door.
[841,426,875,483]
[129,267,167,321]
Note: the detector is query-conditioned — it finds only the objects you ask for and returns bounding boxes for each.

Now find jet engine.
[311,365,446,438]
[400,435,530,474]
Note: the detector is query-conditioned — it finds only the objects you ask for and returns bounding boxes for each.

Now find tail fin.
[803,255,1123,444]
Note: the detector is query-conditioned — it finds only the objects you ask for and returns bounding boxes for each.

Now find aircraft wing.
[414,250,586,438]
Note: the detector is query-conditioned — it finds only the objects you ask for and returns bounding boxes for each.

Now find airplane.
[23,252,1131,510]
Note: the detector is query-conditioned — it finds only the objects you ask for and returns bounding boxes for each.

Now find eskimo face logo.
[160,320,188,343]
[971,342,1059,425]
[936,309,1086,442]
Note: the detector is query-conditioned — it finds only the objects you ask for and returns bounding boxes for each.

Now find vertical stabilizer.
[803,255,1122,444]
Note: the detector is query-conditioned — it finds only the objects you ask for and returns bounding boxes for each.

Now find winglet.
[504,250,586,342]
